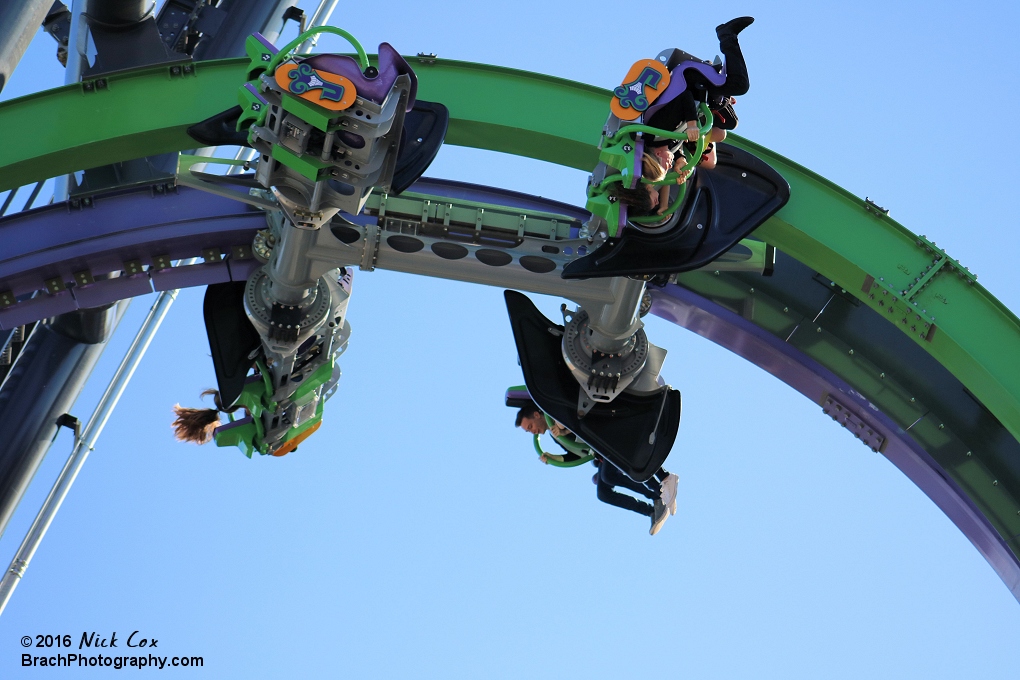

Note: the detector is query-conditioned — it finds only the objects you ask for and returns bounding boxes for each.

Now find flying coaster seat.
[189,33,448,195]
[239,29,418,216]
[183,29,395,459]
[200,271,352,459]
[503,292,682,483]
[562,48,790,280]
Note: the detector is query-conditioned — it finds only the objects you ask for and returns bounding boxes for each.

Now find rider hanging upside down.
[645,17,753,151]
[631,17,753,216]
[516,404,680,536]
[598,17,754,227]
[171,389,247,444]
[565,14,787,278]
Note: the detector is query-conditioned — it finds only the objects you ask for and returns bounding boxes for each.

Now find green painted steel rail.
[1,56,1019,558]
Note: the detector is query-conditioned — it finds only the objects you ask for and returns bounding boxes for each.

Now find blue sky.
[1,1,1018,677]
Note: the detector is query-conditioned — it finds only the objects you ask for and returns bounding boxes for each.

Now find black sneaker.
[712,98,739,130]
[716,16,754,39]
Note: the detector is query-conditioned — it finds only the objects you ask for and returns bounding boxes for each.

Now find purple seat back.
[214,415,254,436]
[642,59,727,123]
[630,136,644,190]
[304,43,417,111]
[505,388,533,403]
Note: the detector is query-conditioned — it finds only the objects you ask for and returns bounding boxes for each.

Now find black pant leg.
[715,36,749,97]
[644,468,670,498]
[596,481,654,517]
[601,463,658,501]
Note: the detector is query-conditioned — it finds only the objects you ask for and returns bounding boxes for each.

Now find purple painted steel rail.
[0,177,591,331]
[0,185,264,329]
[649,285,1020,602]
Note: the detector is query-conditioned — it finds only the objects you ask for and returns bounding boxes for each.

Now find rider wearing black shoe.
[646,17,754,148]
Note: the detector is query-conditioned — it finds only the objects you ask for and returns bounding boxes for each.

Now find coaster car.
[562,142,790,279]
[504,290,681,483]
[571,47,790,280]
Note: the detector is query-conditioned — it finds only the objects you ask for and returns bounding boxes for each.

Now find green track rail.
[1,56,1019,567]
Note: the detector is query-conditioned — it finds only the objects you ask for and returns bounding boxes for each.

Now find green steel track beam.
[0,56,607,192]
[0,56,1018,559]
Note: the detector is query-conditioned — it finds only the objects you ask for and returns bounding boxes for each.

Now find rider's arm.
[549,421,572,437]
[672,157,691,185]
[541,452,573,464]
[542,451,594,467]
[537,415,594,467]
[678,91,699,141]
[657,185,671,213]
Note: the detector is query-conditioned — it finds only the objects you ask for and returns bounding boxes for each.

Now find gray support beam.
[1,0,152,541]
[191,0,298,60]
[296,0,339,53]
[585,276,645,354]
[0,303,126,540]
[69,0,171,80]
[0,287,182,615]
[0,0,57,92]
[330,230,619,309]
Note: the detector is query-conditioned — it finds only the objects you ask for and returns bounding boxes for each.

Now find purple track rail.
[650,286,1020,601]
[0,178,591,331]
[0,185,264,329]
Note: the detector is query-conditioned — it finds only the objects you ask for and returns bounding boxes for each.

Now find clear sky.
[1,0,1018,677]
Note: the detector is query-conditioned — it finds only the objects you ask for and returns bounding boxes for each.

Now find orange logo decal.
[611,59,671,121]
[274,61,358,112]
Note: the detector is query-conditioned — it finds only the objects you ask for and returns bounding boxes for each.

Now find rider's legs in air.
[516,406,679,532]
[645,17,754,142]
[594,457,677,534]
[713,17,753,98]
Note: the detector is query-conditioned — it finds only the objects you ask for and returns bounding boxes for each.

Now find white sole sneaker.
[649,500,670,535]
[659,474,679,515]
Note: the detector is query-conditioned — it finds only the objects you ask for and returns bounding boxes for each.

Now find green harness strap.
[533,414,594,468]
[587,103,714,233]
[630,105,714,225]
[266,26,370,74]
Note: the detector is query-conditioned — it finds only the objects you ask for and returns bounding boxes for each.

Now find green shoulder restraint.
[623,105,715,225]
[587,103,715,235]
[533,414,594,468]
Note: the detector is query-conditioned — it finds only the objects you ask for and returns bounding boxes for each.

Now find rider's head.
[641,152,667,181]
[515,403,548,435]
[640,152,667,210]
[610,182,655,215]
[609,153,663,217]
[648,145,673,172]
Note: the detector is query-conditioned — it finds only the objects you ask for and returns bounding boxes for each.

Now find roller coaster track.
[0,56,1018,600]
